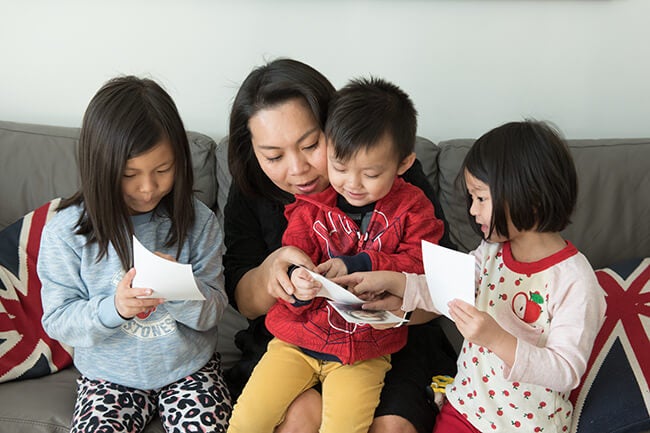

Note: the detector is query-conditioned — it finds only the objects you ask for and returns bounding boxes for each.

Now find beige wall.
[2,0,649,142]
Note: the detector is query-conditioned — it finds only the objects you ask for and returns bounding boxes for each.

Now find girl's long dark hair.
[60,76,195,270]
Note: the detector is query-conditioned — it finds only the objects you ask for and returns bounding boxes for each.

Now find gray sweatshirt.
[38,198,227,389]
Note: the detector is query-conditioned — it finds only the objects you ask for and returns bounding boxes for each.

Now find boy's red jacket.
[266,178,444,364]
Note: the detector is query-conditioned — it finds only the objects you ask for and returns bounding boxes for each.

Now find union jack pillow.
[0,198,73,383]
[570,257,650,432]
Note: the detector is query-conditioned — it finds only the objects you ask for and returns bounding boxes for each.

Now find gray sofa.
[1,119,648,432]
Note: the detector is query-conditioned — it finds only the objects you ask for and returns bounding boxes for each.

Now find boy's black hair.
[325,77,417,163]
[460,120,577,239]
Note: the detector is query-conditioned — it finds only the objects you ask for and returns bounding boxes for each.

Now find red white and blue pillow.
[570,257,650,433]
[0,198,73,383]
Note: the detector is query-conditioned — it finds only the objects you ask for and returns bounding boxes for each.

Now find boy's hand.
[315,258,347,278]
[115,268,165,319]
[289,266,322,301]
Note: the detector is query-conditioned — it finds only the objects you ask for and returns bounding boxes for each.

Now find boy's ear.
[397,152,416,176]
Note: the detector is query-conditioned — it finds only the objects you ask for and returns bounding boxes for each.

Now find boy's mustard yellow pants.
[227,338,391,433]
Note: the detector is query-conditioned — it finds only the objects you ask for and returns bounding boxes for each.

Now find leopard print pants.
[71,354,231,433]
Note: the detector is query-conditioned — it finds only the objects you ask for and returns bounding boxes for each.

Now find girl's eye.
[157,168,172,174]
[303,141,319,151]
[123,174,135,178]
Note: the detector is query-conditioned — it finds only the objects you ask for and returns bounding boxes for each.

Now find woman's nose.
[287,153,309,175]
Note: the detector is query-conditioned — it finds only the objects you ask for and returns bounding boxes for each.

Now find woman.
[223,58,457,433]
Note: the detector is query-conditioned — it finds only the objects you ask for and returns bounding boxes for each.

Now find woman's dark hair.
[228,58,335,203]
[60,75,195,270]
[460,120,577,239]
[326,76,417,163]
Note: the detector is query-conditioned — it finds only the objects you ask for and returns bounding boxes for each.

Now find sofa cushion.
[0,364,165,433]
[0,198,73,383]
[569,257,650,433]
[435,138,650,269]
[0,121,218,231]
[412,136,441,196]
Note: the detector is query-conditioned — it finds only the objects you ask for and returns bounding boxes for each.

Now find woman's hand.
[114,268,165,319]
[448,299,516,366]
[255,246,316,304]
[334,271,407,301]
[290,267,321,301]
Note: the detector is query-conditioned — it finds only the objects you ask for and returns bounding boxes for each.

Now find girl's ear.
[397,152,416,176]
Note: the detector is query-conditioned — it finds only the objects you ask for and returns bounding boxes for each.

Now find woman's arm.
[234,246,314,318]
[223,184,314,319]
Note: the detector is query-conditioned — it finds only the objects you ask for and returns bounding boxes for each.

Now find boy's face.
[327,134,412,207]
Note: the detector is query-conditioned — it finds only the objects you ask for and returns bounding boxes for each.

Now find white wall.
[2,0,649,143]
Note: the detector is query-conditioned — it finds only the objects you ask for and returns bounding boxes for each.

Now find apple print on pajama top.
[445,240,573,432]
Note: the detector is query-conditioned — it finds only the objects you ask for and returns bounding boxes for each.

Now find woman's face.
[249,98,329,196]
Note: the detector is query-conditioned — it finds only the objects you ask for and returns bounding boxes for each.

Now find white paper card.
[306,269,365,304]
[327,301,408,325]
[132,236,205,301]
[422,240,475,320]
[305,269,407,325]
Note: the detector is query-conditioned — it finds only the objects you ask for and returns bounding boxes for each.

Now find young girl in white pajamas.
[337,120,606,433]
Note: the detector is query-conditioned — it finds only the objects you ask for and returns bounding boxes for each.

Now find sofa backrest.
[8,119,646,272]
[0,120,219,230]
[416,137,650,270]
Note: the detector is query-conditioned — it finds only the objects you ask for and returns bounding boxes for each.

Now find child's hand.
[369,322,396,330]
[361,293,404,312]
[448,299,516,366]
[334,271,406,300]
[289,266,322,301]
[315,258,347,278]
[115,268,165,319]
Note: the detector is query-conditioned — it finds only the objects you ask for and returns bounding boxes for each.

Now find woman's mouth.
[295,179,320,194]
